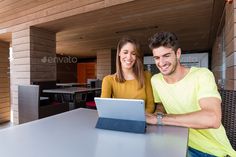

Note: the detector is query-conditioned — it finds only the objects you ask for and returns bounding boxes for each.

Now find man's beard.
[161,58,178,76]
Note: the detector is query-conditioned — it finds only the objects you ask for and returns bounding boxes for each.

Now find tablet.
[95,97,146,133]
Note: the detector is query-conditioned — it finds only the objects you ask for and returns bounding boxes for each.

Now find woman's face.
[119,42,137,70]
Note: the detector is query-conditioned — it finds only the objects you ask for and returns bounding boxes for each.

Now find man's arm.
[153,103,166,115]
[146,97,222,129]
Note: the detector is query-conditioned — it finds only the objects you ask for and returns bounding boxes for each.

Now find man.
[146,32,236,157]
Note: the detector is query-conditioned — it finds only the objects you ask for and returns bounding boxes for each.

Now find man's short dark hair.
[149,32,180,52]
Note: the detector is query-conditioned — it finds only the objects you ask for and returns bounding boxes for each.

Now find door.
[77,62,96,83]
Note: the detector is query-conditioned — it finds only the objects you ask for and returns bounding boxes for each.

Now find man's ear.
[176,48,181,60]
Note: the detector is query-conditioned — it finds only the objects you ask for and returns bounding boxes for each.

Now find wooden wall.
[11,27,56,124]
[0,41,10,123]
[0,0,134,33]
[11,28,31,124]
[212,1,236,90]
[224,1,236,90]
[57,56,77,83]
[96,49,116,80]
[30,27,56,82]
[211,29,224,88]
[96,49,112,80]
[3,0,133,124]
[0,0,134,124]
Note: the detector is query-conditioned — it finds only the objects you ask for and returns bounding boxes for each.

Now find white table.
[0,109,188,157]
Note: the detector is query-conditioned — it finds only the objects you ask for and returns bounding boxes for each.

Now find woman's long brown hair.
[115,36,145,88]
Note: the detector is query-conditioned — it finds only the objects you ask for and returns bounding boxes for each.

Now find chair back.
[219,89,236,150]
[18,85,40,124]
[32,81,57,97]
[18,84,69,123]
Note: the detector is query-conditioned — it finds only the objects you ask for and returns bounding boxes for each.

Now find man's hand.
[146,113,157,125]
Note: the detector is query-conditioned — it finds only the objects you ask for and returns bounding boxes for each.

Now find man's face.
[152,46,181,76]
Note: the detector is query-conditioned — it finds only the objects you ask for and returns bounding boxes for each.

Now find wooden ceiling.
[0,0,225,58]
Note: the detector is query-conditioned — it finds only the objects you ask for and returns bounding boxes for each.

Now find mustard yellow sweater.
[101,71,155,113]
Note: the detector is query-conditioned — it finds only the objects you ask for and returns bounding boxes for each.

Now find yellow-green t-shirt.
[101,71,155,113]
[151,67,236,157]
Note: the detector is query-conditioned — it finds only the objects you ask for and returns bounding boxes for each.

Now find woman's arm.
[144,71,155,113]
[100,75,113,98]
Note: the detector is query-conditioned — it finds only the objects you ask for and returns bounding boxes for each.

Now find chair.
[75,93,87,108]
[18,85,69,124]
[18,85,40,124]
[219,89,236,150]
[86,101,96,109]
[31,81,58,101]
[85,92,96,109]
[95,79,102,97]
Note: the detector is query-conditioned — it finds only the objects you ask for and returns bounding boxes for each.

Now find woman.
[101,36,155,113]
